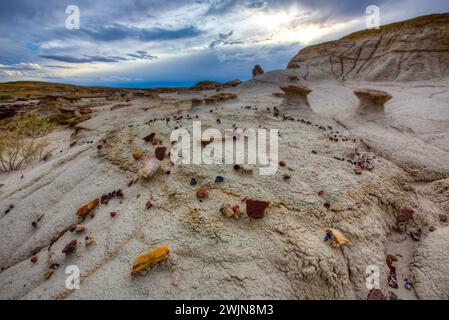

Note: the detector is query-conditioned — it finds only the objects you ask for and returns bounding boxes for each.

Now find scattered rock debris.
[220,204,241,219]
[353,151,375,174]
[74,225,86,233]
[131,245,170,276]
[155,147,167,161]
[233,164,253,174]
[386,255,399,289]
[324,228,352,247]
[410,229,422,241]
[4,204,14,215]
[246,199,269,219]
[367,288,386,300]
[132,151,143,160]
[139,157,161,179]
[31,213,45,228]
[85,236,95,247]
[404,278,413,290]
[397,208,414,223]
[43,269,54,280]
[77,198,100,218]
[143,133,156,142]
[62,239,77,255]
[196,188,209,199]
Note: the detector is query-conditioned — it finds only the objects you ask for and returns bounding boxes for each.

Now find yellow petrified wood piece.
[325,228,352,247]
[131,245,170,276]
[76,198,100,217]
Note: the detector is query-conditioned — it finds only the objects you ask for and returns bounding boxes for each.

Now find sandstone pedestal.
[279,84,312,112]
[354,88,392,113]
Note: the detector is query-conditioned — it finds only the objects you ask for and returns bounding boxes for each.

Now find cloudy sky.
[1,0,448,87]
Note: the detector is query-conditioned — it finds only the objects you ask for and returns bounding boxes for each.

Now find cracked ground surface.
[0,75,448,299]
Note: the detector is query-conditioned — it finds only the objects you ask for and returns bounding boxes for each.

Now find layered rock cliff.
[288,13,449,81]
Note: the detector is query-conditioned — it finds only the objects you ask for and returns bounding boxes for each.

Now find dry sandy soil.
[1,14,449,300]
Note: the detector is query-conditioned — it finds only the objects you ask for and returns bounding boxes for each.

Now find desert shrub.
[0,116,53,172]
[14,115,55,137]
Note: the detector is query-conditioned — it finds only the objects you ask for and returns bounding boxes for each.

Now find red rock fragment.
[279,161,286,167]
[246,199,269,219]
[388,266,399,289]
[386,255,397,269]
[62,239,77,255]
[75,225,86,233]
[155,147,167,161]
[143,133,156,142]
[367,288,386,300]
[196,188,209,199]
[145,201,153,209]
[439,214,447,223]
[397,208,414,222]
[110,211,118,217]
[317,190,325,197]
[30,256,38,263]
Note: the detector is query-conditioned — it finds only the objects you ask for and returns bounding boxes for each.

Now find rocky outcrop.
[192,80,241,91]
[279,84,312,112]
[413,226,449,299]
[354,88,392,112]
[252,64,264,78]
[288,13,449,81]
[0,101,39,120]
[204,93,237,105]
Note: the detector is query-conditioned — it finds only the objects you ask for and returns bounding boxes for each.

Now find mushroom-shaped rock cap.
[354,88,392,111]
[278,84,312,112]
[280,84,312,96]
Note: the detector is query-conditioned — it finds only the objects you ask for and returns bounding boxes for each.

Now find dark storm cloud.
[40,51,158,63]
[127,51,158,60]
[1,0,449,86]
[80,24,204,42]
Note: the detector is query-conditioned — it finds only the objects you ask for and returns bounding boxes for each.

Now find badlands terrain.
[0,13,449,300]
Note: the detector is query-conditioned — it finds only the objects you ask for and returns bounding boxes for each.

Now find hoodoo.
[354,88,392,113]
[279,84,312,112]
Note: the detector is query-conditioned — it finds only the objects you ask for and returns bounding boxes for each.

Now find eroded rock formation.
[354,88,392,112]
[279,84,312,112]
[288,13,449,81]
[252,64,264,78]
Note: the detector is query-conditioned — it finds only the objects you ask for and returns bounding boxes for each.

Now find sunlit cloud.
[0,0,448,86]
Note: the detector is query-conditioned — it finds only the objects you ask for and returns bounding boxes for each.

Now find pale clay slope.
[288,14,449,81]
[0,72,448,300]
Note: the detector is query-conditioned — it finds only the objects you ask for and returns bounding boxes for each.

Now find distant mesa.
[205,93,237,104]
[354,88,392,113]
[192,80,241,91]
[132,90,160,99]
[288,13,449,81]
[191,93,238,108]
[252,64,264,78]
